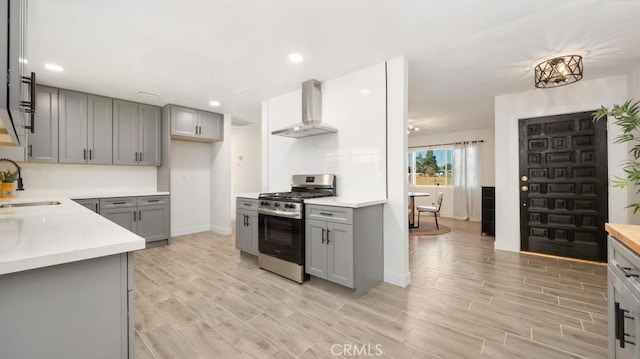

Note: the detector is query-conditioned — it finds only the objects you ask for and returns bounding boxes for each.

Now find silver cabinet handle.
[319,212,334,216]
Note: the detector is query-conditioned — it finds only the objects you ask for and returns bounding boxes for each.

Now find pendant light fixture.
[534,55,583,88]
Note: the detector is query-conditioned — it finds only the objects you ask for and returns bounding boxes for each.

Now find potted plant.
[0,169,19,199]
[593,99,640,213]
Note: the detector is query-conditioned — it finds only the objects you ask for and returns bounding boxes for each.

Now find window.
[408,147,453,186]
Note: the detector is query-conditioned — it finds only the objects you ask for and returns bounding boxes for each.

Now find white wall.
[210,114,233,235]
[494,75,628,252]
[230,122,262,218]
[262,63,387,197]
[170,140,212,236]
[262,59,410,287]
[407,128,495,218]
[13,163,156,196]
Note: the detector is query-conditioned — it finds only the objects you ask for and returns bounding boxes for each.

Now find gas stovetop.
[258,191,333,202]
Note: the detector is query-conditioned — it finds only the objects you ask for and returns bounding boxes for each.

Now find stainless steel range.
[258,174,336,283]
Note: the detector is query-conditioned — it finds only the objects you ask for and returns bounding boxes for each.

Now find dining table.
[408,191,429,228]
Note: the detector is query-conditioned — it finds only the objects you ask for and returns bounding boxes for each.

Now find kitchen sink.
[0,201,61,208]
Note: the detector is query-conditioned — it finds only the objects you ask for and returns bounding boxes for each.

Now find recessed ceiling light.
[234,87,252,94]
[359,89,371,95]
[288,53,304,63]
[209,101,221,107]
[44,63,64,72]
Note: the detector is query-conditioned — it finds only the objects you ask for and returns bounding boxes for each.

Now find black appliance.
[258,174,336,283]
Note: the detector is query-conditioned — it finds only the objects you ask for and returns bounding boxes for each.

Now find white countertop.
[235,192,261,200]
[305,197,387,208]
[0,196,145,275]
[7,190,169,200]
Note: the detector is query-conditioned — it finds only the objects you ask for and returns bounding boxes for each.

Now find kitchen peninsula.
[0,196,145,359]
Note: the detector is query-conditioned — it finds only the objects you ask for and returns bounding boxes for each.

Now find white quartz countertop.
[0,196,146,275]
[66,191,169,200]
[7,190,169,200]
[235,192,261,200]
[304,197,387,208]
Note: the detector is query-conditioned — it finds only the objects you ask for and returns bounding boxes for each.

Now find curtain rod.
[408,140,484,149]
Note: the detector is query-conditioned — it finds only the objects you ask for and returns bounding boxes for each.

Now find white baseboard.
[210,225,232,235]
[384,270,411,287]
[171,225,212,237]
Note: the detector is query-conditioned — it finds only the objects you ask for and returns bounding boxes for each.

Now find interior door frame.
[518,110,609,261]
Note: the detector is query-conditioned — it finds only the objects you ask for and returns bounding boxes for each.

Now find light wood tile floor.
[134,217,608,358]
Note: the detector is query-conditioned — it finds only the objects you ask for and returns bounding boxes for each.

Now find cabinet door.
[198,111,223,141]
[610,268,638,359]
[101,207,137,233]
[87,95,113,164]
[247,211,259,255]
[235,210,250,252]
[27,86,58,163]
[73,198,99,213]
[327,222,354,288]
[138,104,161,166]
[305,219,328,279]
[170,105,198,137]
[113,100,139,165]
[137,205,170,242]
[58,90,88,164]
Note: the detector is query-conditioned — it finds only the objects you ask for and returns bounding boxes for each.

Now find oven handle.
[258,208,302,219]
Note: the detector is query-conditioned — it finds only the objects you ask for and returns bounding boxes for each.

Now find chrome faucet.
[0,158,24,191]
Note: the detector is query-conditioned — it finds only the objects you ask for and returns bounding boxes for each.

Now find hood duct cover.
[271,79,338,138]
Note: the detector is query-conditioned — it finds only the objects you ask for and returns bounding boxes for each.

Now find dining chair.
[416,192,444,229]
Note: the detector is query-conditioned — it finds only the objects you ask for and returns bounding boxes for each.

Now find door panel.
[58,90,88,164]
[138,104,161,166]
[170,106,198,137]
[113,100,139,165]
[198,111,223,140]
[100,207,136,233]
[519,111,608,261]
[137,205,169,242]
[87,95,113,164]
[305,219,327,279]
[327,222,354,287]
[28,86,58,163]
[248,212,259,254]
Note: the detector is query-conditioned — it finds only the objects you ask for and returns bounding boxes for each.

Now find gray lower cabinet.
[608,234,640,358]
[305,204,383,297]
[73,198,100,213]
[113,100,161,166]
[99,195,170,245]
[27,85,58,163]
[236,198,259,255]
[59,90,113,164]
[167,104,223,142]
[0,252,134,359]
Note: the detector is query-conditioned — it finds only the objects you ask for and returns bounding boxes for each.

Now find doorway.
[519,111,608,262]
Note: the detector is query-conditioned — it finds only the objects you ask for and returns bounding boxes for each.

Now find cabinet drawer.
[137,195,169,207]
[237,198,258,211]
[100,197,136,209]
[609,235,640,298]
[306,205,353,225]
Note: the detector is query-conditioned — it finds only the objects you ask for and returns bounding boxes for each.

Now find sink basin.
[0,201,61,208]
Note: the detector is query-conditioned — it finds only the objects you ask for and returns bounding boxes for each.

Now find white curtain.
[453,142,482,221]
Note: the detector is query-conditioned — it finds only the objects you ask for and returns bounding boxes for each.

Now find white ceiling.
[28,0,640,134]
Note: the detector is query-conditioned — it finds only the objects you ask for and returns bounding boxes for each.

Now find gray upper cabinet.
[59,90,89,164]
[198,111,223,141]
[27,86,58,163]
[138,104,161,166]
[87,95,113,164]
[113,101,161,166]
[113,100,139,165]
[59,90,112,164]
[170,105,198,137]
[167,104,223,142]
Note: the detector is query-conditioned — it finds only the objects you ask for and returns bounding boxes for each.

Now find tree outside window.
[408,148,452,186]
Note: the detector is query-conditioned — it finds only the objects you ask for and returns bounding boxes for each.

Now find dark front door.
[519,111,608,262]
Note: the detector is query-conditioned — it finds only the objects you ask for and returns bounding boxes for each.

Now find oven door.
[258,213,303,264]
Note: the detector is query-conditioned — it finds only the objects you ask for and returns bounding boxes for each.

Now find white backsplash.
[9,163,157,197]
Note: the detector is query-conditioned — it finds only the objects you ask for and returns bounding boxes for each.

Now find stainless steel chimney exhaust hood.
[271,79,338,138]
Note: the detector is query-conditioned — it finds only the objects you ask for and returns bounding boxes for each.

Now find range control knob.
[260,201,269,206]
[274,202,280,207]
[285,203,295,209]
